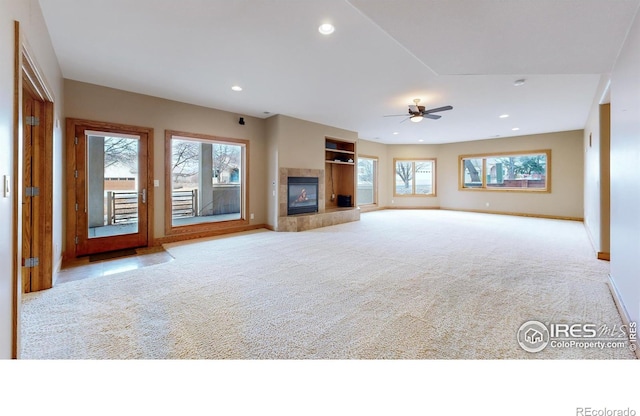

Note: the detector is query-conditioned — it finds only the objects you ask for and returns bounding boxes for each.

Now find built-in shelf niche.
[325,137,356,209]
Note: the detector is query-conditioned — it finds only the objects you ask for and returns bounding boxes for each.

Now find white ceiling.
[38,0,640,144]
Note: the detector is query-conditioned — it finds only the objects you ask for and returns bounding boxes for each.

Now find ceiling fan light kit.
[384,98,453,123]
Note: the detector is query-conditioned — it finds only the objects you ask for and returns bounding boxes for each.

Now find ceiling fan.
[385,98,453,123]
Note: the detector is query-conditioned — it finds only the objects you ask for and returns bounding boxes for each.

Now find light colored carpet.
[21,210,635,359]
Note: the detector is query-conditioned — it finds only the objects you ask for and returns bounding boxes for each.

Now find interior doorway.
[20,43,54,294]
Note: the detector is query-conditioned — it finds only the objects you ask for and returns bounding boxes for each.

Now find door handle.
[141,188,146,204]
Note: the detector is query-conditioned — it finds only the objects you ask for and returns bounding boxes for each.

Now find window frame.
[164,130,250,236]
[458,149,551,193]
[357,155,378,206]
[393,158,437,197]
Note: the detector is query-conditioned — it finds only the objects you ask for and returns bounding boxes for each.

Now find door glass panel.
[87,132,140,238]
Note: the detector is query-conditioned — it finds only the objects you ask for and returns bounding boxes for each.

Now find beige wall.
[385,144,441,209]
[584,85,604,250]
[610,9,640,327]
[437,130,584,218]
[266,114,358,221]
[64,80,268,240]
[599,104,611,253]
[264,116,279,228]
[274,114,358,170]
[0,0,64,358]
[583,77,611,255]
[359,131,584,219]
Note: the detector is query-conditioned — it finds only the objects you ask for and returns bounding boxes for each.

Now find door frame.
[12,21,55,357]
[64,118,154,261]
[22,84,54,293]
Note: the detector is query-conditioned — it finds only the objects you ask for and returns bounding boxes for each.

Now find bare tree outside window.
[396,162,413,192]
[104,137,138,170]
[171,140,199,183]
[394,159,435,196]
[167,133,247,230]
[460,151,549,191]
[213,144,241,183]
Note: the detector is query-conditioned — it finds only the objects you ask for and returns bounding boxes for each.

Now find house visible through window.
[357,156,377,205]
[394,159,436,196]
[460,150,550,192]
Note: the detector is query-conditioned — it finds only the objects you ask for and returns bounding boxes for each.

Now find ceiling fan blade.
[423,105,453,114]
[424,114,441,120]
[399,117,411,124]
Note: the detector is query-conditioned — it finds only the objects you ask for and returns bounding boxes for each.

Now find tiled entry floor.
[57,246,174,284]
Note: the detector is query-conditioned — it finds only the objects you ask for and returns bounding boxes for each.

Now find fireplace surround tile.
[276,167,358,231]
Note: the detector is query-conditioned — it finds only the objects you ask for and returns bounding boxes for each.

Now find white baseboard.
[607,275,639,359]
[53,254,63,286]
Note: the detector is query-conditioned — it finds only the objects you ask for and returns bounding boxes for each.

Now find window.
[165,130,249,235]
[394,159,436,196]
[357,156,378,205]
[459,150,550,192]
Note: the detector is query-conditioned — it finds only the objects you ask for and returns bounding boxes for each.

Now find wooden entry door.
[22,88,40,292]
[22,85,53,293]
[69,120,152,257]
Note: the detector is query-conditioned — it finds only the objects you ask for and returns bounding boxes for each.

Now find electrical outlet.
[250,213,254,220]
[3,175,9,197]
[331,193,335,201]
[486,202,490,207]
[391,199,394,204]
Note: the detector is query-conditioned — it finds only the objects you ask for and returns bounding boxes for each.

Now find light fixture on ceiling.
[393,132,399,135]
[418,139,424,142]
[410,115,423,123]
[499,114,509,118]
[512,127,520,131]
[318,23,335,35]
[513,79,526,87]
[231,85,243,92]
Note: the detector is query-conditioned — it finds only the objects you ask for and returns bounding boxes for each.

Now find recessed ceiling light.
[318,23,335,35]
[499,114,509,118]
[512,127,520,131]
[393,132,399,135]
[418,139,424,142]
[513,79,526,87]
[231,85,243,92]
